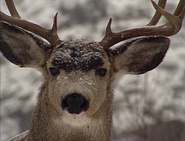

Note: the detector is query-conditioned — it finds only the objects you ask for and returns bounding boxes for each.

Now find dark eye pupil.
[49,67,59,75]
[96,68,107,76]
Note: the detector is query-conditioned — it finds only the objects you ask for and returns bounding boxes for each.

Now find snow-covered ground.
[1,0,185,141]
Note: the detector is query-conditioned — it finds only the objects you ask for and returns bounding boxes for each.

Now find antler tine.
[151,0,185,34]
[99,0,185,50]
[0,0,61,47]
[147,0,167,26]
[173,0,185,16]
[5,0,20,18]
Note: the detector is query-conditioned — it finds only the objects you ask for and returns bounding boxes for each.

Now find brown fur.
[1,20,170,141]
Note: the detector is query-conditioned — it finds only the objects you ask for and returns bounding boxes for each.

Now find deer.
[0,0,184,140]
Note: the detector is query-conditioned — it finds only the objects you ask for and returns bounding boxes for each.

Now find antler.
[100,0,185,50]
[0,0,61,47]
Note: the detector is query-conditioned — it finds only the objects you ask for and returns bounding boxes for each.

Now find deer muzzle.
[61,93,89,114]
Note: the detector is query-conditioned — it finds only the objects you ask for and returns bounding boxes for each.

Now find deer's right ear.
[109,36,170,78]
[0,22,52,68]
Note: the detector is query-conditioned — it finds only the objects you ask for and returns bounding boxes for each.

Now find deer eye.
[49,67,60,75]
[96,68,107,76]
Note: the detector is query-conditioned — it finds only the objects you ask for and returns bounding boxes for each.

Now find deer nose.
[61,93,89,114]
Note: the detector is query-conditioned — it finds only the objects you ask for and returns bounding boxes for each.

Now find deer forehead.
[50,39,108,71]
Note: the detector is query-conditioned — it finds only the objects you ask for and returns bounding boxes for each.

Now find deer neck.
[26,82,114,141]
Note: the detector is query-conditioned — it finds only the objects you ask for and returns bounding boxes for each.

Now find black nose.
[61,93,89,114]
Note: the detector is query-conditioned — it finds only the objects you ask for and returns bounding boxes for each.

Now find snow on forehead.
[51,39,106,71]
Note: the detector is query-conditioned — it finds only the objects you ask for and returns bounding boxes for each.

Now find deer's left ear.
[109,36,170,77]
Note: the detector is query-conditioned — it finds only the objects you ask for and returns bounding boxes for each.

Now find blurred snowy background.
[0,0,185,141]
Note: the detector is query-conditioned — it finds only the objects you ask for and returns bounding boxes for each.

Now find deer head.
[0,0,184,140]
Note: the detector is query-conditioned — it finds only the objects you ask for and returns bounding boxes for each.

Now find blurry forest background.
[0,0,185,141]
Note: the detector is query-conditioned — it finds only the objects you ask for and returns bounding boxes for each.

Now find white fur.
[54,111,91,127]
